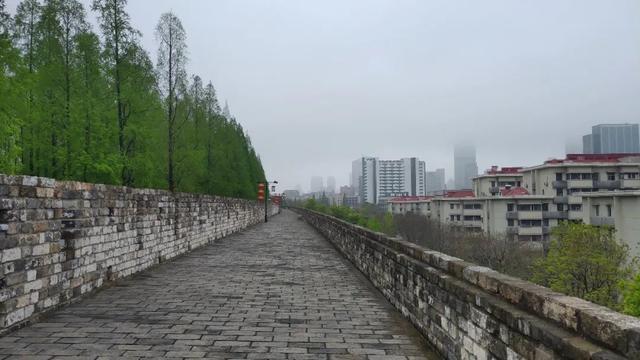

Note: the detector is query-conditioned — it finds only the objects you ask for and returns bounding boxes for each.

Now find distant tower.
[310,176,324,193]
[454,145,478,190]
[222,100,231,119]
[326,176,336,194]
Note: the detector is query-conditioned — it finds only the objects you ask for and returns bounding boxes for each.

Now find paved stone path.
[0,210,439,360]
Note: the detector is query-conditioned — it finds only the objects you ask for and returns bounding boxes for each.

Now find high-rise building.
[326,176,336,194]
[351,159,364,193]
[353,157,426,204]
[454,145,478,190]
[582,124,640,154]
[310,176,324,193]
[426,168,445,194]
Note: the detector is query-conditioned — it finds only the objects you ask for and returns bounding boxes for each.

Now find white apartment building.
[387,159,640,257]
[388,196,432,217]
[520,154,640,223]
[354,157,426,205]
[580,191,640,258]
[472,166,523,197]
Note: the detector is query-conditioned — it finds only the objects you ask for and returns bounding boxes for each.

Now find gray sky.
[8,0,640,192]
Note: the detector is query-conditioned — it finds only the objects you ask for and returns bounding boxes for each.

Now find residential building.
[387,154,640,249]
[343,196,359,209]
[582,124,640,154]
[310,176,324,193]
[353,156,427,205]
[472,166,523,197]
[339,185,356,197]
[581,191,640,259]
[387,196,432,217]
[426,168,445,194]
[454,145,478,190]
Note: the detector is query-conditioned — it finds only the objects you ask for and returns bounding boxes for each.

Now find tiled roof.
[500,187,529,196]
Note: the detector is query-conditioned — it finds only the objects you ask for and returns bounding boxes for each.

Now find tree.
[13,0,41,171]
[1,0,267,201]
[532,223,634,309]
[92,0,139,185]
[623,274,640,316]
[0,0,24,174]
[155,11,187,192]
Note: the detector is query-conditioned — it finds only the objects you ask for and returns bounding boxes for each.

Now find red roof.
[546,153,640,164]
[388,196,432,203]
[444,190,475,198]
[484,166,523,175]
[500,187,529,196]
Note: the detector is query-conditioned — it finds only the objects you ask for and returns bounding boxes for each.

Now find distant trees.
[303,199,396,236]
[394,213,540,279]
[0,0,265,199]
[532,223,634,310]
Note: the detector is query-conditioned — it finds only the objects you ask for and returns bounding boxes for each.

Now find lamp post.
[259,180,278,222]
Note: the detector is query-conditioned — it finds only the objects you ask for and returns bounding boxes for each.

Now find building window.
[463,203,482,210]
[507,203,514,212]
[569,204,582,211]
[594,205,600,217]
[517,204,542,211]
[607,204,612,217]
[556,189,563,196]
[450,204,454,210]
[607,172,616,181]
[556,173,563,181]
[557,204,564,211]
[507,219,514,227]
[520,220,542,227]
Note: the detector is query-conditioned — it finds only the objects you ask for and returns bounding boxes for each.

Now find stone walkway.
[0,210,439,359]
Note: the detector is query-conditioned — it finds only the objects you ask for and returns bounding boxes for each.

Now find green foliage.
[0,0,265,199]
[623,274,640,316]
[303,201,396,236]
[532,222,634,310]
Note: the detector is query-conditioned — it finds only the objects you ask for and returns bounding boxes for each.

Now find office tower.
[310,176,324,193]
[325,176,336,194]
[583,124,640,154]
[426,168,446,194]
[454,145,478,189]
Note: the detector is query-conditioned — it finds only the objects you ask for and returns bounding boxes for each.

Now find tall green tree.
[92,0,138,185]
[532,223,634,309]
[155,11,187,192]
[0,0,24,173]
[13,0,40,172]
[1,0,267,201]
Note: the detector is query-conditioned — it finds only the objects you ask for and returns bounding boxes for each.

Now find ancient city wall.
[0,174,277,333]
[294,207,640,360]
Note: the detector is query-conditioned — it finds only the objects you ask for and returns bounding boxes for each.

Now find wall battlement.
[0,175,277,333]
[294,208,640,359]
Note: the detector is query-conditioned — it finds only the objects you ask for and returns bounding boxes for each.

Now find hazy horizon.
[8,0,640,193]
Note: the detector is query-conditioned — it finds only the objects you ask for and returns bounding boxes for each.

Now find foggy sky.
[8,0,640,192]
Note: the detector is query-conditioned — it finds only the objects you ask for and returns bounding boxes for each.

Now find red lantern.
[257,183,265,201]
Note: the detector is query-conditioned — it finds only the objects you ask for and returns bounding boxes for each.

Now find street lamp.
[258,180,278,222]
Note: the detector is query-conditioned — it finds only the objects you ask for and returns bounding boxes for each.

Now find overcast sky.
[8,0,640,192]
